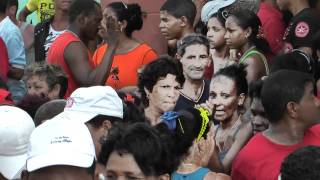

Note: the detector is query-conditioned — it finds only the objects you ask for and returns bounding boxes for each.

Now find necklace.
[177,163,200,173]
[216,114,242,152]
[180,80,205,102]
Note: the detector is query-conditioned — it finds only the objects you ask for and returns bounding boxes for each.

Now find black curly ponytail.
[107,2,143,37]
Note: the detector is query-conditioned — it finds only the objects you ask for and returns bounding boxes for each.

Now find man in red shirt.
[278,0,320,56]
[257,0,286,55]
[0,37,8,83]
[232,70,320,180]
[47,0,119,98]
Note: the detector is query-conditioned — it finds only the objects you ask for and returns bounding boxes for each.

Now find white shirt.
[44,25,65,58]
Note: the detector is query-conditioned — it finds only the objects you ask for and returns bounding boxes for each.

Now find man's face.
[82,5,103,40]
[86,120,110,156]
[55,0,72,11]
[250,97,269,134]
[297,82,320,126]
[159,11,182,40]
[179,44,210,81]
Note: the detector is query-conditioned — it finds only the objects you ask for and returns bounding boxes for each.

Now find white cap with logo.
[55,86,123,123]
[0,106,35,179]
[26,119,95,172]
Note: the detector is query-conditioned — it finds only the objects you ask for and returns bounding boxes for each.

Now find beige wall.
[101,0,167,55]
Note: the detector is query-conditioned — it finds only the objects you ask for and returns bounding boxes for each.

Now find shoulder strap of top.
[239,49,269,74]
[196,167,210,179]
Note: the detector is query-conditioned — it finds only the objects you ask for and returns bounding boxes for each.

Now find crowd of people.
[1,0,320,179]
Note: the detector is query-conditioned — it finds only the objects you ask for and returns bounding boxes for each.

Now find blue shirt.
[0,16,26,68]
[172,167,210,180]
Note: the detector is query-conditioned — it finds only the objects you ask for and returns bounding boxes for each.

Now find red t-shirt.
[0,88,14,105]
[47,32,92,98]
[92,43,157,90]
[0,37,9,82]
[257,2,286,55]
[231,124,320,180]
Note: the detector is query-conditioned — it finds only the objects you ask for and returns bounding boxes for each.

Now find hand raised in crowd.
[99,15,121,45]
[199,124,216,166]
[189,123,216,167]
[195,100,214,116]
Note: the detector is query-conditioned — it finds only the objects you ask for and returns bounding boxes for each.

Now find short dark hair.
[99,122,181,176]
[0,77,7,89]
[34,99,67,127]
[138,55,185,106]
[249,79,263,99]
[86,115,122,129]
[6,0,18,9]
[160,0,196,25]
[280,145,320,180]
[107,2,143,37]
[270,50,315,75]
[177,33,210,56]
[309,0,319,8]
[261,70,314,123]
[0,0,8,13]
[313,31,320,52]
[214,64,248,96]
[17,94,50,119]
[69,0,100,23]
[31,164,96,176]
[24,63,68,99]
[6,0,18,15]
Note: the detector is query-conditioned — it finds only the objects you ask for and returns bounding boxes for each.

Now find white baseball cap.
[0,106,35,179]
[201,0,236,23]
[55,86,123,123]
[26,119,95,172]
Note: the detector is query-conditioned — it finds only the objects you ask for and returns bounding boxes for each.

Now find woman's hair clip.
[221,10,229,20]
[120,0,128,9]
[124,93,135,104]
[160,111,180,131]
[195,107,210,142]
[292,49,314,73]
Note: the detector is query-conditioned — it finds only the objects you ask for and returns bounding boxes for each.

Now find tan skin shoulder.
[243,54,267,84]
[64,41,94,86]
[204,172,231,180]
